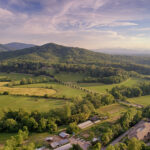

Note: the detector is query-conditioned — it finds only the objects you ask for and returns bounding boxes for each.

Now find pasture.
[16,82,86,97]
[78,78,145,94]
[0,95,67,116]
[128,95,150,106]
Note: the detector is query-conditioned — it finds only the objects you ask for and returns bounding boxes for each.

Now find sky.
[0,0,150,50]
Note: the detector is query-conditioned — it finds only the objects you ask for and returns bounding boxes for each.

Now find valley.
[0,43,150,150]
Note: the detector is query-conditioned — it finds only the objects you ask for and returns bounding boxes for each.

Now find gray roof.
[59,139,69,145]
[59,132,69,138]
[51,142,59,148]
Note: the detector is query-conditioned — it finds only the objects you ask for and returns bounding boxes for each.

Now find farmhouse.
[78,120,94,129]
[128,120,150,141]
[59,132,70,138]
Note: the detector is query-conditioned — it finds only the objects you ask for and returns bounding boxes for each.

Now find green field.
[16,82,86,97]
[0,95,67,116]
[97,103,128,121]
[78,78,145,94]
[55,72,86,82]
[128,95,150,106]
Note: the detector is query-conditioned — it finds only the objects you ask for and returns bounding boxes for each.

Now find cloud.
[0,0,150,49]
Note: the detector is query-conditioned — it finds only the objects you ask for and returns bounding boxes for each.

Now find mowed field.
[128,95,150,106]
[0,95,67,116]
[78,78,145,94]
[16,82,86,97]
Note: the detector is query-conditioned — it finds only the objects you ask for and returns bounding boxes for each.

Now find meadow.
[0,95,67,116]
[16,82,86,97]
[128,95,150,106]
[78,78,145,94]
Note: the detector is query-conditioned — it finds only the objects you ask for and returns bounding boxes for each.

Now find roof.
[51,142,59,148]
[36,147,45,150]
[59,139,69,145]
[78,120,94,129]
[45,137,53,141]
[92,138,98,142]
[128,121,150,140]
[54,143,72,150]
[59,132,69,138]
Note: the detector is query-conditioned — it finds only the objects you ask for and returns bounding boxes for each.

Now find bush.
[3,91,9,95]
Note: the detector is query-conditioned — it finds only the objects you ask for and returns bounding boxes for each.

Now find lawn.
[16,82,86,98]
[128,95,150,106]
[55,72,86,82]
[78,78,145,94]
[0,95,67,116]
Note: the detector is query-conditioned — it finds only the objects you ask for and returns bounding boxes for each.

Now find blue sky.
[0,0,150,50]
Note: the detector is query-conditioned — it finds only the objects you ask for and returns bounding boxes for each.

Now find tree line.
[110,82,150,100]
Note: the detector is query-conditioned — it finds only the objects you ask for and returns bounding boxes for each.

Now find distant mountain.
[0,43,129,64]
[3,42,36,51]
[94,48,150,56]
[0,44,10,52]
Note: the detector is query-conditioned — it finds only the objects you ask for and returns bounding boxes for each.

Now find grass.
[0,95,67,116]
[0,86,56,97]
[97,103,128,121]
[55,72,86,82]
[128,95,150,106]
[78,78,145,94]
[16,82,86,97]
[0,133,17,148]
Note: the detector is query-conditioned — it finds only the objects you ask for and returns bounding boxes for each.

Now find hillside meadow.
[78,78,145,94]
[128,95,150,106]
[0,95,67,116]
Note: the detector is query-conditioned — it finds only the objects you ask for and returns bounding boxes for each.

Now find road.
[102,120,144,150]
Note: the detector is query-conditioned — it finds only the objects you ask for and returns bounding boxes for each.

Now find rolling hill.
[0,43,134,64]
[0,43,150,67]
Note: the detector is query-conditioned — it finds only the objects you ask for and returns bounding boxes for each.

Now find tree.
[91,142,101,150]
[47,120,57,133]
[106,145,115,150]
[38,118,47,132]
[4,119,18,132]
[70,144,83,150]
[128,138,145,150]
[67,122,79,134]
[20,78,27,85]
